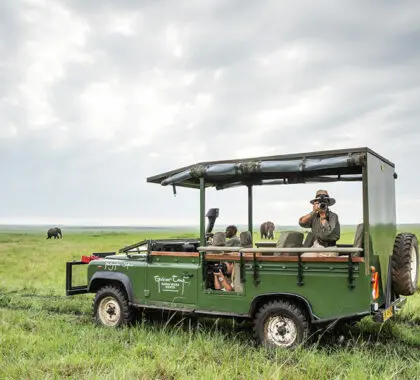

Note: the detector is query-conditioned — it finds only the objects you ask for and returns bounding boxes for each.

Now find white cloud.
[106,12,141,37]
[79,81,126,140]
[12,1,90,130]
[0,122,18,139]
[165,24,184,58]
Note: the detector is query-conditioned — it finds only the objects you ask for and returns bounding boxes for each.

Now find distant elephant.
[260,221,275,239]
[47,227,62,239]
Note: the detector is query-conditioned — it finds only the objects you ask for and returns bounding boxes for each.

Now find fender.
[89,271,134,302]
[249,292,315,320]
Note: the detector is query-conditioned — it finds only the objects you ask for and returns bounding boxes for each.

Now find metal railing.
[198,246,363,254]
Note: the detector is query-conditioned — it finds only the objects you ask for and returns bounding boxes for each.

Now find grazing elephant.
[260,221,275,239]
[46,227,62,239]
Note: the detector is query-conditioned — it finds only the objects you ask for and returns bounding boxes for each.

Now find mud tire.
[391,233,419,296]
[254,300,308,349]
[93,285,133,327]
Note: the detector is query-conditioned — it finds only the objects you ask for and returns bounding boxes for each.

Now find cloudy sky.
[1,0,420,228]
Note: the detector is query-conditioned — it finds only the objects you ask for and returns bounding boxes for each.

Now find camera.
[318,195,329,211]
[319,202,328,211]
[213,262,227,276]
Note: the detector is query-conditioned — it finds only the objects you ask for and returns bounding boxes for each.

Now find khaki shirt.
[232,264,243,293]
[226,236,241,247]
[219,264,243,293]
[299,210,340,243]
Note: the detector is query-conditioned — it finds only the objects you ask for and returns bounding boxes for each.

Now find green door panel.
[146,260,198,305]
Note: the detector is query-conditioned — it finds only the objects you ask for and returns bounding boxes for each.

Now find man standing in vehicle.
[299,190,340,257]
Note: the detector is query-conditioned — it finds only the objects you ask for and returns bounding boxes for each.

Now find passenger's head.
[212,232,226,246]
[225,225,238,238]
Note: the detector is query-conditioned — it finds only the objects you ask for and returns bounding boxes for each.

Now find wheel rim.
[98,296,121,326]
[411,246,418,283]
[265,315,298,347]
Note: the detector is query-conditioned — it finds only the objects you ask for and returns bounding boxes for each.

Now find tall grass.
[0,228,419,379]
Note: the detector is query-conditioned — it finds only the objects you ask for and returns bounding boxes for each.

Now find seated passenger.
[213,261,243,292]
[298,189,340,257]
[240,231,253,248]
[225,225,241,247]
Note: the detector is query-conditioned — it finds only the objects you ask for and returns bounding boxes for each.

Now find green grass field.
[0,228,419,379]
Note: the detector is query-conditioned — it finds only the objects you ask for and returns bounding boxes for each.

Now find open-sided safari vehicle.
[66,147,419,348]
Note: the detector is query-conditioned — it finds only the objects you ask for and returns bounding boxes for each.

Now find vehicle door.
[146,251,199,306]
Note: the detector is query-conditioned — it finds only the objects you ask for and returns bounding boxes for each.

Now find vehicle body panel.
[365,152,397,298]
[196,256,370,319]
[88,255,147,304]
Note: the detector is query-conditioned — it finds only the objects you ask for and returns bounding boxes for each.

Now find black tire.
[93,285,133,327]
[391,233,419,296]
[254,300,308,349]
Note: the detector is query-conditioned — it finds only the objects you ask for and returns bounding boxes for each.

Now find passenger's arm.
[299,212,314,228]
[214,273,234,291]
[213,273,222,290]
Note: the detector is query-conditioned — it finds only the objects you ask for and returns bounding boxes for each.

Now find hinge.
[297,253,304,286]
[253,252,260,286]
[348,255,355,289]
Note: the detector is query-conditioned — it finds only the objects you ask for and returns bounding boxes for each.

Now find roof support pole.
[200,177,206,246]
[247,185,253,235]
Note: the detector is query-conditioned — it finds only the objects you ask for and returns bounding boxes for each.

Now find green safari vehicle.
[66,147,419,348]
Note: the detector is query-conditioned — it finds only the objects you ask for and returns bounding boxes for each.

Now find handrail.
[197,246,241,252]
[198,246,363,253]
[204,254,364,262]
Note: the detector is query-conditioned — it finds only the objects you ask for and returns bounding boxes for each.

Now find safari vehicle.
[66,147,419,348]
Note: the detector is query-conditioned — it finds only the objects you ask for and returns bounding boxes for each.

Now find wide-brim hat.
[309,189,336,206]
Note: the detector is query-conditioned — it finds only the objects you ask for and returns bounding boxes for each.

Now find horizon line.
[1,223,419,228]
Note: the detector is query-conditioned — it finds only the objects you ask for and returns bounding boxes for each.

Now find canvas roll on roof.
[147,147,393,189]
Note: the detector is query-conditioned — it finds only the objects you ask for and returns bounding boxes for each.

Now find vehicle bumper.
[372,296,407,323]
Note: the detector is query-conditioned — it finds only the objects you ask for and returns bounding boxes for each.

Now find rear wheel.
[93,285,133,327]
[392,233,419,296]
[254,300,308,349]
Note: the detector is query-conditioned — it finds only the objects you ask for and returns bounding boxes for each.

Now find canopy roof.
[147,147,394,190]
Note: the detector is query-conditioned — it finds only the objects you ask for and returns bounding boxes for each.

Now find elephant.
[260,221,275,239]
[46,227,62,239]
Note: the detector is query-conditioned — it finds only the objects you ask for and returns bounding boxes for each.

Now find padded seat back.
[274,231,304,256]
[239,231,253,248]
[352,223,364,256]
[212,232,226,246]
[303,232,315,248]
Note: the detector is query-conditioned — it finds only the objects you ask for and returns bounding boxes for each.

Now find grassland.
[0,227,419,379]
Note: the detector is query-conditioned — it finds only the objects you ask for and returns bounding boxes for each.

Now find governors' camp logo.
[153,275,190,294]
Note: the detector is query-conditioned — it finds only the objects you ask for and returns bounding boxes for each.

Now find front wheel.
[93,285,133,327]
[254,300,308,349]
